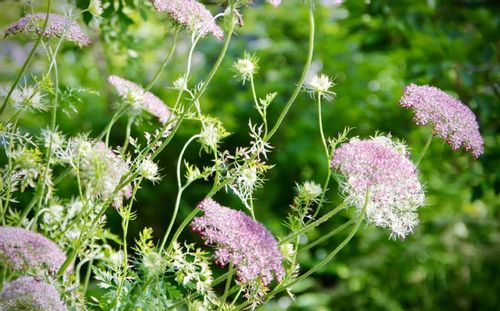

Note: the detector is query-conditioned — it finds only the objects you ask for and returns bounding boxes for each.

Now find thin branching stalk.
[218,263,234,311]
[234,190,370,310]
[416,133,433,165]
[264,2,315,141]
[317,94,329,158]
[0,0,52,115]
[159,134,200,253]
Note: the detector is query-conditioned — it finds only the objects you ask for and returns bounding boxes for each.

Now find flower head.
[151,0,223,40]
[0,276,67,311]
[233,53,258,84]
[399,84,484,158]
[108,75,173,125]
[298,181,323,203]
[0,226,68,274]
[10,84,46,111]
[304,74,336,101]
[267,0,282,6]
[191,198,285,286]
[331,136,425,239]
[4,13,91,47]
[139,158,160,182]
[73,139,131,207]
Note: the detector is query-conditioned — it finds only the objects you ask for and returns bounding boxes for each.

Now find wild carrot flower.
[0,276,67,311]
[4,13,91,47]
[331,136,425,239]
[191,198,285,286]
[0,226,68,274]
[399,84,484,158]
[108,75,173,125]
[151,0,224,40]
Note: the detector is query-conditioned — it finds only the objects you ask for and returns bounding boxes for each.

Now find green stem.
[113,179,142,310]
[82,259,94,295]
[121,117,134,155]
[158,135,200,253]
[416,133,432,165]
[311,170,332,221]
[317,95,329,158]
[280,201,346,245]
[234,191,369,311]
[0,0,52,115]
[218,263,234,311]
[264,3,315,141]
[144,28,180,92]
[33,43,59,226]
[298,218,354,255]
[112,5,237,209]
[250,76,267,134]
[168,207,200,252]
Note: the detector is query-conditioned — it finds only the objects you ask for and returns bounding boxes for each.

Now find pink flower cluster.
[191,198,285,285]
[267,0,282,7]
[0,276,67,311]
[0,226,67,274]
[331,136,425,239]
[108,75,173,125]
[400,84,484,158]
[151,0,224,40]
[4,13,91,47]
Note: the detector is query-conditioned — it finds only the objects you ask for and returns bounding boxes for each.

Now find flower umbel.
[0,226,68,274]
[151,0,224,40]
[399,84,484,158]
[108,75,173,125]
[4,13,91,47]
[0,276,67,311]
[191,198,285,286]
[331,136,425,239]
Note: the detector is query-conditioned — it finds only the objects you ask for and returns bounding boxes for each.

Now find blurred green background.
[1,0,499,310]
